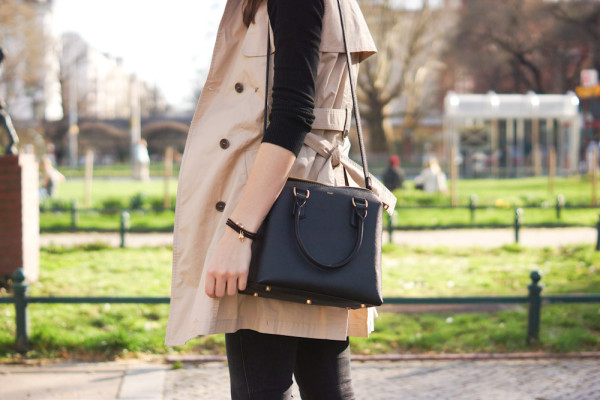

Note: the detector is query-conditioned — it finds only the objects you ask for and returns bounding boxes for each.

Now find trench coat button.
[234,82,244,93]
[219,139,230,149]
[215,201,226,212]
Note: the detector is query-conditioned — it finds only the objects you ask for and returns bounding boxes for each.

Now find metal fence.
[385,209,600,249]
[40,195,600,233]
[1,268,599,354]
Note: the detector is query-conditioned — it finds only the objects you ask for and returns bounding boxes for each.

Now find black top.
[261,0,325,157]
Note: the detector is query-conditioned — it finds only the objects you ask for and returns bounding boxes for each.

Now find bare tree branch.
[358,0,455,153]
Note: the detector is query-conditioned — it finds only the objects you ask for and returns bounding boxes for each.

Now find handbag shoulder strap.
[263,0,373,190]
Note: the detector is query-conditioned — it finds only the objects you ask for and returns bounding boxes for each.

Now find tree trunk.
[364,105,389,154]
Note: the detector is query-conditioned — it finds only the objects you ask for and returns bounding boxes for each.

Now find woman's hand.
[204,143,296,299]
[204,227,252,298]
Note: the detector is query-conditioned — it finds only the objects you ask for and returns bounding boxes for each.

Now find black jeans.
[225,329,355,400]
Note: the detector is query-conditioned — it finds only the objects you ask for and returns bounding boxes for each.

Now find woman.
[165,0,395,398]
[414,157,448,194]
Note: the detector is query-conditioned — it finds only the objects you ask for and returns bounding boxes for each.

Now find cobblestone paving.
[163,359,600,400]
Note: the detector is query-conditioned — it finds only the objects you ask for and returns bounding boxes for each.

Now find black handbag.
[239,0,383,309]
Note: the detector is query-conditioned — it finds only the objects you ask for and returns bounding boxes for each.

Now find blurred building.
[0,0,63,122]
[443,91,581,178]
[60,32,167,120]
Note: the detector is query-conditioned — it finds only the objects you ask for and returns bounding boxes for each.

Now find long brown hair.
[243,0,265,27]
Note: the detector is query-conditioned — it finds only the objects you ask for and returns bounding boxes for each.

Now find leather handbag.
[238,0,383,309]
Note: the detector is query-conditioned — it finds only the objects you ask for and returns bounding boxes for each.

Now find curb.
[165,351,600,364]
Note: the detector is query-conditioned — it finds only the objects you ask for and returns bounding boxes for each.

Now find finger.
[227,276,238,296]
[215,275,227,298]
[238,272,248,292]
[205,274,216,298]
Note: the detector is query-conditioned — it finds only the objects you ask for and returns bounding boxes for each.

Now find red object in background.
[388,155,400,166]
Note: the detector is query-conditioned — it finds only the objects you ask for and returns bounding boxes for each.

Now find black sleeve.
[261,0,325,157]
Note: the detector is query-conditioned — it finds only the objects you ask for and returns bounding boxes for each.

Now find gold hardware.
[253,292,259,297]
[233,220,246,242]
[265,286,271,292]
[306,299,312,305]
[293,187,310,199]
[361,304,366,308]
[352,198,368,208]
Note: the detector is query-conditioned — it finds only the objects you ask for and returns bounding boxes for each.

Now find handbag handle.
[263,0,373,190]
[293,188,368,269]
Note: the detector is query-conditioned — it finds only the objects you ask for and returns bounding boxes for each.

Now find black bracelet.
[226,218,258,242]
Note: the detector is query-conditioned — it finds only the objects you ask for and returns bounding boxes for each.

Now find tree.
[449,0,598,94]
[0,0,48,110]
[549,0,600,73]
[357,0,455,154]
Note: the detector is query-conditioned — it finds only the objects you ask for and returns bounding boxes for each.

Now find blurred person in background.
[134,139,150,181]
[414,156,448,194]
[382,155,404,192]
[40,155,65,198]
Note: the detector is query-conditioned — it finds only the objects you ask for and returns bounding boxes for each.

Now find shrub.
[100,198,125,214]
[129,193,145,210]
[149,197,166,212]
[40,198,72,212]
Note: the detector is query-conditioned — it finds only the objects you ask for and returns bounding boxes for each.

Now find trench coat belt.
[312,107,351,135]
[302,130,398,215]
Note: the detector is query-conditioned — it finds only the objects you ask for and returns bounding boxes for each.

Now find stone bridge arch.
[78,122,128,163]
[142,120,189,156]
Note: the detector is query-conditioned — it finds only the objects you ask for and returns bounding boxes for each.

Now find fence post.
[70,199,78,230]
[469,194,478,224]
[387,212,393,245]
[12,268,29,354]
[596,214,600,251]
[514,208,523,244]
[555,194,564,220]
[120,211,130,248]
[527,270,543,345]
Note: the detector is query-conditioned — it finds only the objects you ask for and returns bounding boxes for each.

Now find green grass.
[397,176,598,207]
[392,207,599,228]
[40,176,600,231]
[51,179,178,210]
[57,162,180,179]
[51,176,597,210]
[381,244,600,297]
[1,244,598,360]
[39,207,599,232]
[40,210,175,232]
[350,304,600,354]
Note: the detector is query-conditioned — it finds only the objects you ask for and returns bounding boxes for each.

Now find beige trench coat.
[165,0,397,346]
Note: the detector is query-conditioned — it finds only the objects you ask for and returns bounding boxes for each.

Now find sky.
[52,0,226,111]
[51,0,443,111]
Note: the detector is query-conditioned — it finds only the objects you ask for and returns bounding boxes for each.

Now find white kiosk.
[443,91,581,177]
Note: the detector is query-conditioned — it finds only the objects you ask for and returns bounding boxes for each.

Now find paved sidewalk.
[1,358,598,399]
[0,361,166,400]
[40,227,596,249]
